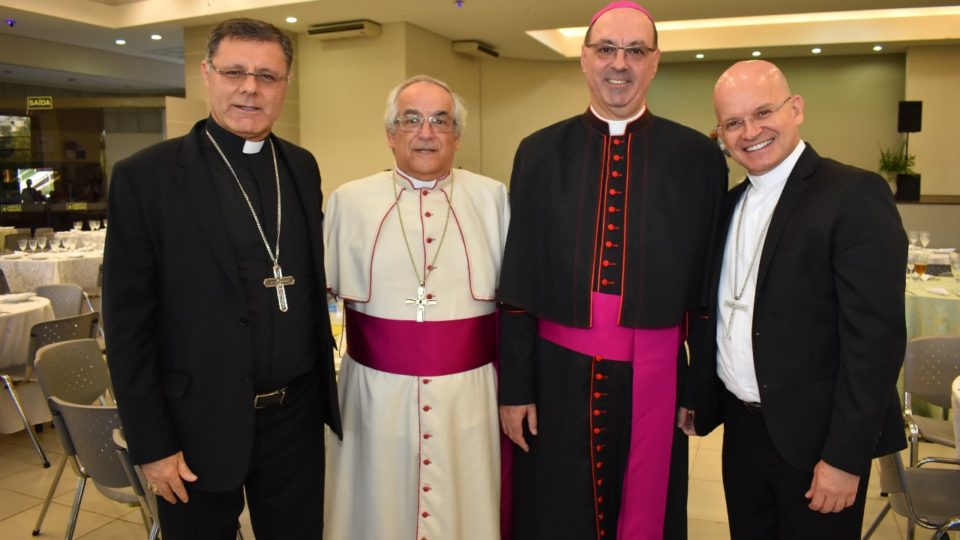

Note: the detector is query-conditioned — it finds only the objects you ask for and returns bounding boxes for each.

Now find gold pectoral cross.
[723,298,748,339]
[405,283,437,323]
[263,264,295,312]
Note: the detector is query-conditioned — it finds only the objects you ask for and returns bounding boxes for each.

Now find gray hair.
[383,75,467,136]
[206,18,294,71]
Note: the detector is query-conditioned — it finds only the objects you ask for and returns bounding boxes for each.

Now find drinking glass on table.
[37,236,47,252]
[908,230,919,249]
[914,250,929,280]
[89,219,100,231]
[17,238,27,252]
[72,221,83,231]
[920,231,931,249]
[27,238,37,252]
[101,219,107,229]
[907,251,918,280]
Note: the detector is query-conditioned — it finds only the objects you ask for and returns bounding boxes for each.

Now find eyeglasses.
[394,113,456,134]
[717,96,793,133]
[207,62,289,86]
[585,42,658,61]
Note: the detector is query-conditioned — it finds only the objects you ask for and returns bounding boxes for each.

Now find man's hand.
[499,404,537,453]
[677,407,696,436]
[141,451,198,504]
[804,459,859,513]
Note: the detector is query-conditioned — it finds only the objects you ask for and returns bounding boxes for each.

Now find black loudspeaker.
[898,101,922,133]
[895,173,920,201]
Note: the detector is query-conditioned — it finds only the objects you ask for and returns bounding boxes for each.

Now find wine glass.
[27,238,37,253]
[950,253,960,294]
[919,231,931,250]
[64,237,76,251]
[907,250,917,280]
[72,221,83,231]
[89,219,100,231]
[37,236,47,252]
[101,219,107,229]
[907,230,919,249]
[17,238,27,253]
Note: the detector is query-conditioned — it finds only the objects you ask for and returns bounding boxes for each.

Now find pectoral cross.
[263,264,295,312]
[405,283,437,323]
[723,298,748,339]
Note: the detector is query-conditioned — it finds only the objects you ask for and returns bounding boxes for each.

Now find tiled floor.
[0,423,955,539]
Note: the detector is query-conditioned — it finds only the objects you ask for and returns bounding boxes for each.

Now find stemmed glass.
[36,236,47,252]
[17,238,27,253]
[27,238,37,253]
[908,230,919,249]
[919,231,931,250]
[89,219,100,231]
[907,251,918,281]
[72,221,83,231]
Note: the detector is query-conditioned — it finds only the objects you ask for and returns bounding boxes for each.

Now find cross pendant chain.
[263,264,296,313]
[405,283,437,323]
[723,298,749,339]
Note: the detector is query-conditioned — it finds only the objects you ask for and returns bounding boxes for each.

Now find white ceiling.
[0,0,958,94]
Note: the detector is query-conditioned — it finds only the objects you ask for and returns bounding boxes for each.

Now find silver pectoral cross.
[263,264,295,312]
[405,283,437,323]
[723,298,748,339]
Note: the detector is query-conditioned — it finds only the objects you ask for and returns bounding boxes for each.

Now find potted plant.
[879,143,919,199]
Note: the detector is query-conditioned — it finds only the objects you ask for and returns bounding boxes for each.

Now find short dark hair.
[206,18,293,70]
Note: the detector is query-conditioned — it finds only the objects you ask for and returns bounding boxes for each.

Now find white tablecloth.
[0,251,103,293]
[952,375,960,460]
[54,230,105,250]
[0,295,54,369]
[904,278,960,339]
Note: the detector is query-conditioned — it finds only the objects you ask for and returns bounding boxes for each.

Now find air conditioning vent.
[307,20,382,40]
[452,40,499,59]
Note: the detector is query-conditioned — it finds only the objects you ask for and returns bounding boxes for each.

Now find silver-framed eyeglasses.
[207,62,289,85]
[717,96,793,133]
[394,113,456,134]
[585,42,658,61]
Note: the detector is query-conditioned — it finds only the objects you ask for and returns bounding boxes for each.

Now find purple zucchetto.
[590,1,655,25]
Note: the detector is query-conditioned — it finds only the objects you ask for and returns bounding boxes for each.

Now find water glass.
[101,219,108,229]
[913,250,929,280]
[37,236,47,251]
[72,221,83,231]
[27,238,37,252]
[89,219,100,231]
[919,231,931,249]
[908,230,919,248]
[17,238,27,252]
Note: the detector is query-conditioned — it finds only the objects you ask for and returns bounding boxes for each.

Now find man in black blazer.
[679,60,906,539]
[103,18,340,540]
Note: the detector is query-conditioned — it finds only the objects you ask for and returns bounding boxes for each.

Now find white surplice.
[323,169,509,540]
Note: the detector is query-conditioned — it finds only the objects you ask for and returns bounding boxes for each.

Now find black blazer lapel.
[174,123,244,297]
[755,146,818,293]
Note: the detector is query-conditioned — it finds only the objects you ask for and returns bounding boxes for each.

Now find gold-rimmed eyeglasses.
[585,42,658,61]
[207,62,289,86]
[393,113,456,134]
[717,96,793,133]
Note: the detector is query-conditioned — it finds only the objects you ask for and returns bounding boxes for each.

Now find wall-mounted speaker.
[898,101,922,133]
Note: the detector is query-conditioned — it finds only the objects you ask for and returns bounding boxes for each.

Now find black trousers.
[156,370,326,540]
[720,390,869,540]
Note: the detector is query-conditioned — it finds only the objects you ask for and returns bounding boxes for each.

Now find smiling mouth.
[744,139,773,152]
[414,148,438,153]
[606,78,630,85]
[234,105,260,112]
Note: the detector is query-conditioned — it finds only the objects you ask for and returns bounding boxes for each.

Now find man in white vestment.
[323,75,509,540]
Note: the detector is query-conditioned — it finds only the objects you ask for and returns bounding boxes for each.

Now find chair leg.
[32,454,68,535]
[905,517,916,540]
[861,501,891,540]
[932,517,960,540]
[1,374,50,468]
[147,521,161,540]
[65,476,87,540]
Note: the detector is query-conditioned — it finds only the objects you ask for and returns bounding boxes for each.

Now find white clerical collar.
[746,140,806,192]
[395,167,450,190]
[243,139,266,154]
[590,105,646,136]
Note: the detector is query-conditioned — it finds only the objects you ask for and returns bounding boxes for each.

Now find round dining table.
[0,250,103,293]
[905,277,960,340]
[0,294,55,434]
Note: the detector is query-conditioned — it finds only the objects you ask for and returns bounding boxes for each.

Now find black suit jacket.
[685,145,906,475]
[103,120,341,491]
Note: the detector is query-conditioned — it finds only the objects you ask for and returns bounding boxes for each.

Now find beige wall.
[905,45,960,196]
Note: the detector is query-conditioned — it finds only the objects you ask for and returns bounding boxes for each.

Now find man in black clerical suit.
[680,60,906,539]
[103,18,340,540]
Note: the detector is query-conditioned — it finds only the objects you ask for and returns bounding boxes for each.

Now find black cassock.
[499,109,727,539]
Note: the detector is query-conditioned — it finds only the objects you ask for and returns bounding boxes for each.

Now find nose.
[238,73,260,93]
[416,119,435,137]
[741,117,763,139]
[611,49,629,69]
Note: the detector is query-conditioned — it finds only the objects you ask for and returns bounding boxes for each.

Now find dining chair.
[48,396,151,540]
[903,336,960,466]
[35,283,85,319]
[0,267,10,294]
[860,451,960,540]
[0,312,101,468]
[3,232,29,254]
[33,226,54,238]
[113,429,160,540]
[32,338,114,536]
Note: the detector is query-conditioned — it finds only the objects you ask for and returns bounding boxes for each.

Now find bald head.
[713,60,804,176]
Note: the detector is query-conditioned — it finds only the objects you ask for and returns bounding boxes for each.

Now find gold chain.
[393,172,454,286]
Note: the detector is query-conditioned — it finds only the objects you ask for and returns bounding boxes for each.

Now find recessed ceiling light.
[286,16,298,23]
[695,53,705,59]
[751,50,762,57]
[873,45,883,51]
[150,34,162,41]
[115,39,126,45]
[811,47,822,54]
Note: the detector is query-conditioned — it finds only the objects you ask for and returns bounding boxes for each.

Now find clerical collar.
[205,116,269,155]
[395,167,450,190]
[746,140,806,192]
[589,105,646,136]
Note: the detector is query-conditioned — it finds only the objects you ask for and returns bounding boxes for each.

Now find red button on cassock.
[611,171,620,178]
[423,486,431,492]
[613,154,622,161]
[593,427,601,434]
[422,511,430,518]
[422,191,429,197]
[426,237,434,243]
[605,241,613,247]
[613,139,621,145]
[595,374,604,381]
[426,293,434,299]
[423,405,432,411]
[601,279,609,286]
[423,459,432,465]
[424,434,432,439]
[593,409,600,416]
[422,379,431,384]
[608,189,618,196]
[425,211,433,217]
[594,392,601,399]
[607,224,615,231]
[607,206,617,213]
[602,260,610,267]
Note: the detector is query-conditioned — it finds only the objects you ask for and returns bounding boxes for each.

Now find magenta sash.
[345,308,495,377]
[538,292,681,540]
